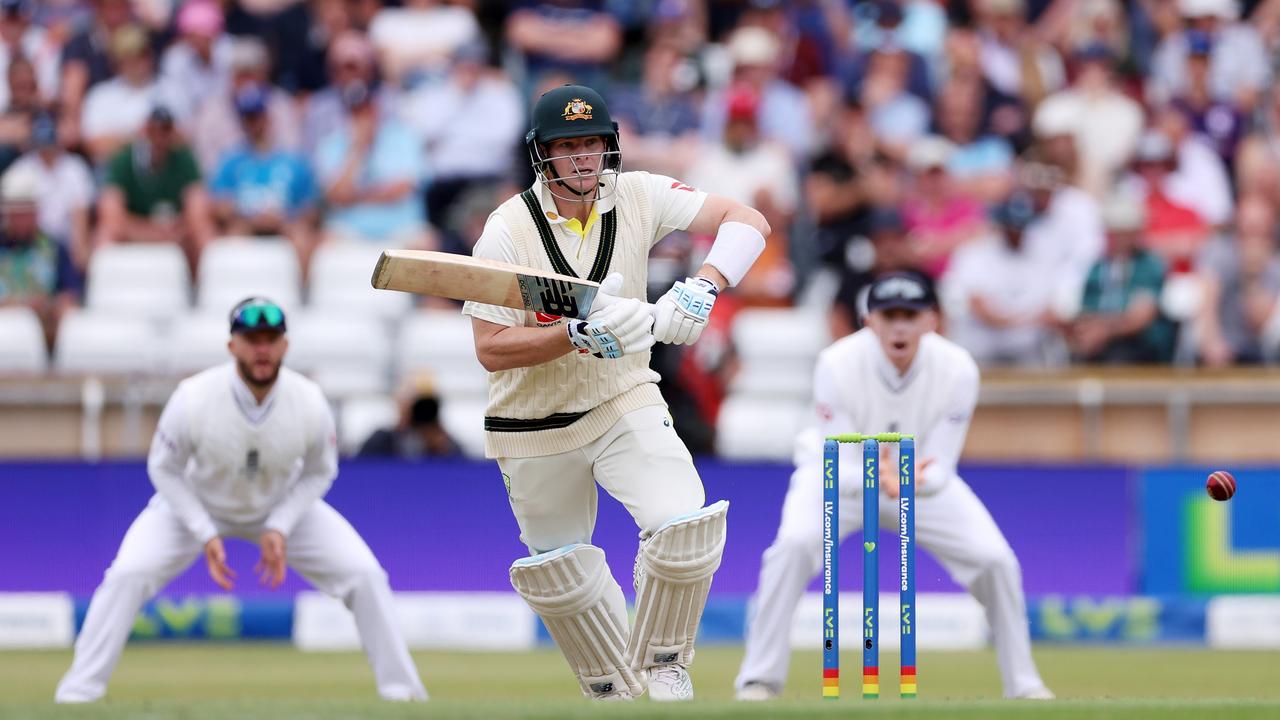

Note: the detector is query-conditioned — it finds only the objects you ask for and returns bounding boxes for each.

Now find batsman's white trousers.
[498,404,705,553]
[55,497,427,703]
[735,463,1046,698]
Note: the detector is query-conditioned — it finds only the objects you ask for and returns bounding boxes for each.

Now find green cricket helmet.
[525,84,622,200]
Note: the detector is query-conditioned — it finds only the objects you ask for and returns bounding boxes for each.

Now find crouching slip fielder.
[56,298,427,703]
[735,273,1053,701]
[464,84,767,701]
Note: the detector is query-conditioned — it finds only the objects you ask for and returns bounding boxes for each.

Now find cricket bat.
[371,249,601,320]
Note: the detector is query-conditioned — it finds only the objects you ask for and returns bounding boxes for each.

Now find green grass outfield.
[2,645,1278,719]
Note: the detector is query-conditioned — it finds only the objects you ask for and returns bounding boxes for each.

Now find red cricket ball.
[1206,470,1236,502]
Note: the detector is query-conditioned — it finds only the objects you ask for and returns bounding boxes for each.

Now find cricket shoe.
[735,682,778,701]
[1014,686,1056,700]
[648,665,694,701]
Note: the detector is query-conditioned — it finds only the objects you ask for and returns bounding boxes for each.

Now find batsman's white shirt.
[736,329,1048,698]
[148,363,338,543]
[463,171,707,459]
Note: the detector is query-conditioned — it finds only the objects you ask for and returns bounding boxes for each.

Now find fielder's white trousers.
[55,497,427,703]
[735,463,1046,698]
[497,404,706,553]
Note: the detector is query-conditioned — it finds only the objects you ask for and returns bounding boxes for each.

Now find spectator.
[702,26,813,158]
[0,163,79,349]
[1034,42,1144,200]
[7,113,95,269]
[829,206,921,338]
[855,40,931,157]
[368,0,481,87]
[738,0,835,89]
[0,55,41,173]
[642,0,707,56]
[357,383,460,459]
[94,107,215,270]
[1195,195,1280,366]
[58,0,135,145]
[1069,190,1174,363]
[268,0,354,95]
[1168,30,1246,170]
[686,84,797,304]
[901,135,986,279]
[1155,103,1234,229]
[80,24,174,166]
[314,79,429,247]
[806,98,878,278]
[610,41,704,177]
[158,0,234,124]
[943,191,1067,366]
[192,36,301,174]
[209,85,317,271]
[503,0,622,91]
[933,76,1016,203]
[975,0,1065,104]
[400,40,521,254]
[1019,154,1106,303]
[849,0,949,71]
[0,0,56,105]
[300,30,394,158]
[1148,0,1269,113]
[1122,128,1210,267]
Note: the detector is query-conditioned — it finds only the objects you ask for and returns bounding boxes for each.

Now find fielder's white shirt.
[811,328,979,493]
[147,363,338,544]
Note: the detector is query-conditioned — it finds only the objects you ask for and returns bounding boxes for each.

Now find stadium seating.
[397,310,488,401]
[728,308,828,401]
[308,241,413,320]
[0,307,47,373]
[286,311,393,399]
[715,395,807,461]
[338,394,400,455]
[197,237,302,313]
[165,313,235,376]
[85,244,190,317]
[54,310,162,374]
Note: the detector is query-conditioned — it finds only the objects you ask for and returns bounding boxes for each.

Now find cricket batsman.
[464,84,768,700]
[55,298,427,703]
[734,272,1054,701]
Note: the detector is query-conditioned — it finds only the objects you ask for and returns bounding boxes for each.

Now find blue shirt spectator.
[315,82,426,244]
[211,148,315,222]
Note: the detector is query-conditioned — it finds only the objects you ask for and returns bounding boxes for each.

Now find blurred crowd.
[4,0,1280,381]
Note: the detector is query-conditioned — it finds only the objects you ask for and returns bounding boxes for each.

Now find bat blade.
[371,249,599,320]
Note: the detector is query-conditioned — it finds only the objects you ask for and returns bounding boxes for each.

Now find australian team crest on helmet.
[562,98,593,121]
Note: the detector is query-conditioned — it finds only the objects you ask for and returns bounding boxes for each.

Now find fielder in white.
[735,272,1053,701]
[464,84,768,701]
[56,298,427,703]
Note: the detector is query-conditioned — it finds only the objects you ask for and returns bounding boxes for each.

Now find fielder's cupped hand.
[653,276,718,345]
[203,537,236,591]
[567,273,655,358]
[883,458,932,500]
[255,530,288,589]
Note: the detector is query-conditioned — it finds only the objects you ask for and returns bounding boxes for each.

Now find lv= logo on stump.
[822,433,916,700]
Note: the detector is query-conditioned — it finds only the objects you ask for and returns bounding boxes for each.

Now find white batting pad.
[509,544,645,698]
[627,500,729,670]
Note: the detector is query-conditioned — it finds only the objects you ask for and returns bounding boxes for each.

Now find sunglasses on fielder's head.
[229,297,287,334]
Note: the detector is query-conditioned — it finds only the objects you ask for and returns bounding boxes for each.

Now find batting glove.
[653,276,718,345]
[567,274,655,359]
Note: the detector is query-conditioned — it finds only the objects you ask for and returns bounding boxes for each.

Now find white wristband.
[703,221,766,287]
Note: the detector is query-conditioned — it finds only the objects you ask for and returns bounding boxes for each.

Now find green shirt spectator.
[104,139,201,219]
[94,107,216,271]
[1069,194,1175,364]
